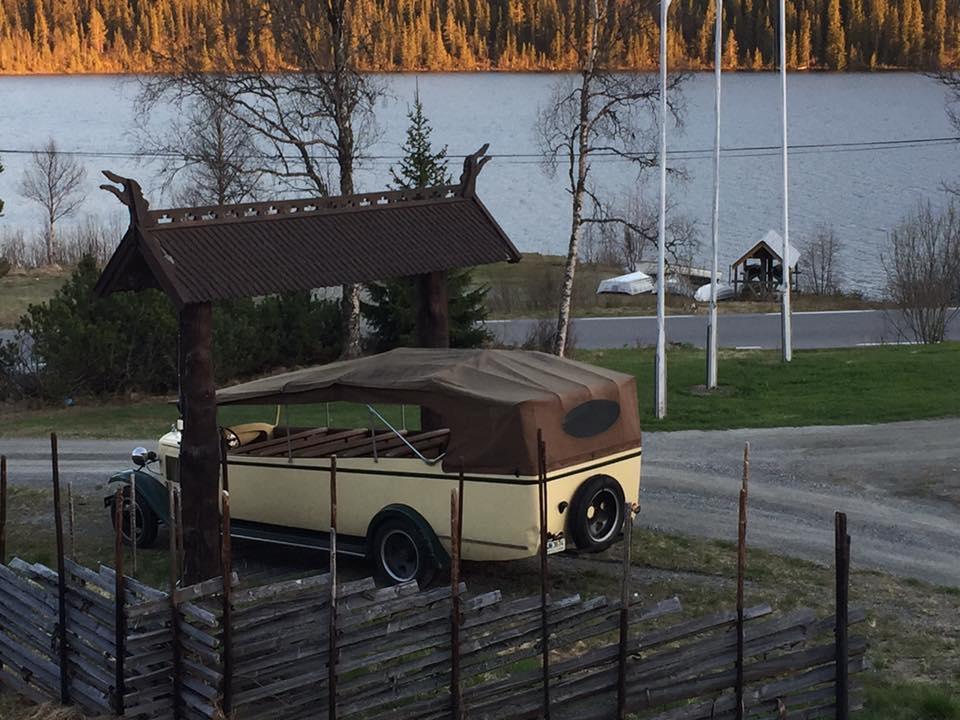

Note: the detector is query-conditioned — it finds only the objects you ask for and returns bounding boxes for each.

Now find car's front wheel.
[372,517,437,587]
[110,487,159,548]
[569,475,625,553]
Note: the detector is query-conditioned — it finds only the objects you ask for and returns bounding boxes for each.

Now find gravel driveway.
[2,418,958,586]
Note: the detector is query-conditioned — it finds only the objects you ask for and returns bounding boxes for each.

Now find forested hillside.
[0,0,955,73]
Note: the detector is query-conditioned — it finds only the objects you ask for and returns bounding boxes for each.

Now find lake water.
[0,72,956,295]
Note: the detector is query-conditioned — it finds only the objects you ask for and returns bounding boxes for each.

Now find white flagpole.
[707,0,722,389]
[655,0,670,419]
[780,0,793,361]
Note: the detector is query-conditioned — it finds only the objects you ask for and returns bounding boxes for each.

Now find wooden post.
[129,473,137,574]
[835,511,850,720]
[178,301,221,584]
[616,502,634,720]
[328,456,338,720]
[735,442,750,720]
[167,480,183,720]
[537,430,551,720]
[51,433,70,705]
[221,489,233,717]
[450,467,464,720]
[417,271,449,431]
[113,488,126,716]
[67,481,76,560]
[0,454,7,564]
[416,271,449,349]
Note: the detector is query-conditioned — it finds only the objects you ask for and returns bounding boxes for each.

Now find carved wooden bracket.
[459,144,491,198]
[100,171,150,227]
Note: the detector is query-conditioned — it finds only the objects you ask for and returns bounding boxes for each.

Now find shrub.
[0,257,344,402]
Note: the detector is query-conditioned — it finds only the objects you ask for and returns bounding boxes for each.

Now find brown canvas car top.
[216,348,641,475]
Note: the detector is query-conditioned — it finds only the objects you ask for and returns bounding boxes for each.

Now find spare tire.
[568,475,625,552]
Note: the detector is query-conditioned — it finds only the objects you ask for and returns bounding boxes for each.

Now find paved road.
[486,308,960,349]
[3,418,958,586]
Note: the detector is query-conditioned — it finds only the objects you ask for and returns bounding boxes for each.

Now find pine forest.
[0,0,955,73]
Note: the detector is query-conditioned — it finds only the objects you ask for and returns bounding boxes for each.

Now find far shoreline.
[0,67,931,79]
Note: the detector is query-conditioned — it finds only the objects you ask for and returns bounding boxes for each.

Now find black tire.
[568,475,625,553]
[372,517,438,587]
[110,487,159,548]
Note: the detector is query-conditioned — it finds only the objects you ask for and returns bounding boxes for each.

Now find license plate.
[546,537,566,555]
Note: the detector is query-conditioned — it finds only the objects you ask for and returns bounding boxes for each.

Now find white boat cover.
[694,282,736,302]
[596,271,655,296]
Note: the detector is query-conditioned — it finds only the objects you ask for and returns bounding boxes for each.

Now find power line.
[0,135,957,165]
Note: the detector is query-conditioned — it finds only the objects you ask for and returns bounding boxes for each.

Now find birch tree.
[18,139,87,266]
[138,0,382,357]
[537,0,685,356]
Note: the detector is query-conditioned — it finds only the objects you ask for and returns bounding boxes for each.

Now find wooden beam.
[416,271,449,349]
[416,271,449,431]
[178,302,221,584]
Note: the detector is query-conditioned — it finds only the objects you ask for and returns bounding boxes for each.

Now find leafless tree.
[18,139,87,265]
[581,189,698,272]
[883,201,960,343]
[537,0,686,356]
[138,0,383,357]
[801,224,843,295]
[137,84,263,207]
[936,71,960,196]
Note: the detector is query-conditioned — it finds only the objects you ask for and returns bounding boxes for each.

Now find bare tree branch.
[18,139,87,265]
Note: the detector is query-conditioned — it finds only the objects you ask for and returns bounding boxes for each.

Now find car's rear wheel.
[372,518,437,587]
[569,475,625,552]
[110,487,159,548]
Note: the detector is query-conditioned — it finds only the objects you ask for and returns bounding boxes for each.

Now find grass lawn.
[0,400,419,440]
[0,268,69,326]
[2,343,956,439]
[579,342,960,433]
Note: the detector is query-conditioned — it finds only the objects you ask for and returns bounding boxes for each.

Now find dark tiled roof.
[95,152,520,307]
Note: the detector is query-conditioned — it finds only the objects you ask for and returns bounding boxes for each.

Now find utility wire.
[0,135,957,165]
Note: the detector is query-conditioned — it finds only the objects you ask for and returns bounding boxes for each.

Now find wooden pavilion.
[94,146,520,582]
[729,230,801,296]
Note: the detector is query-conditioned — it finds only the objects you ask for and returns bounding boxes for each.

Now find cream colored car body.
[157,423,641,561]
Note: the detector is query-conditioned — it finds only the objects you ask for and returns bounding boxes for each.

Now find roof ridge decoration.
[103,145,494,231]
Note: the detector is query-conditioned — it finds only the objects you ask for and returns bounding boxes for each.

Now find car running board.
[231,520,368,558]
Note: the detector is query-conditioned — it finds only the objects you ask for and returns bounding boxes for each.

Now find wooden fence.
[0,439,865,720]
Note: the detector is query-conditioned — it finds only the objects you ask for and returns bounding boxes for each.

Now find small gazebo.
[94,146,520,582]
[729,230,801,296]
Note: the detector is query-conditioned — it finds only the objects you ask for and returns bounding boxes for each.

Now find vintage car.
[106,348,642,584]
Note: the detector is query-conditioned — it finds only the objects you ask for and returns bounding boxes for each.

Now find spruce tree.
[826,0,847,69]
[363,90,491,352]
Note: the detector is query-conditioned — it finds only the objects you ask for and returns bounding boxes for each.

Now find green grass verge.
[0,270,68,326]
[6,343,955,439]
[0,401,418,439]
[578,343,960,432]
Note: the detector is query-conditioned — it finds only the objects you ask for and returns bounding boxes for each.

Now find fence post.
[735,442,750,720]
[616,501,634,720]
[167,480,183,720]
[221,489,233,716]
[835,511,850,720]
[113,488,126,716]
[450,465,465,720]
[51,433,71,705]
[0,454,7,564]
[328,456,339,720]
[537,430,551,720]
[129,473,137,575]
[67,480,77,561]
